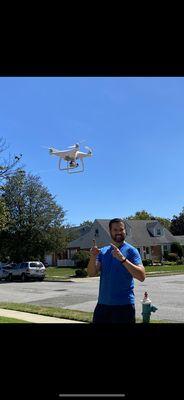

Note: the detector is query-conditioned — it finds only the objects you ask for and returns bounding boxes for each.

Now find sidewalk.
[70,276,100,283]
[45,276,100,283]
[0,308,85,323]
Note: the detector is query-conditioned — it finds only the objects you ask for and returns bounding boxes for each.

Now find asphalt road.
[0,274,184,322]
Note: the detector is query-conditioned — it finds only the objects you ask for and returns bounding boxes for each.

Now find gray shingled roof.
[68,225,92,240]
[67,219,110,249]
[68,219,179,249]
[173,235,184,245]
[122,219,175,246]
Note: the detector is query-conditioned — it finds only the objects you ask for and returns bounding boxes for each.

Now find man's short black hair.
[109,218,125,230]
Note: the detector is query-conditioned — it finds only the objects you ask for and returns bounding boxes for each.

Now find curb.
[146,272,184,277]
[44,279,73,283]
[44,277,100,283]
[45,273,184,282]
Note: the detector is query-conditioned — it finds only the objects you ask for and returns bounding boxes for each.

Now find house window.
[146,247,149,254]
[137,248,141,254]
[95,229,99,237]
[163,245,168,251]
[156,229,161,236]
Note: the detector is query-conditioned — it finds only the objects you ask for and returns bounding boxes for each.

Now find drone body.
[48,143,92,173]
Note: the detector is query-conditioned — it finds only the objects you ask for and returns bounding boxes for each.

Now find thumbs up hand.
[90,239,100,257]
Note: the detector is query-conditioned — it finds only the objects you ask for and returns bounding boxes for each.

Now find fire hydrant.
[141,292,158,323]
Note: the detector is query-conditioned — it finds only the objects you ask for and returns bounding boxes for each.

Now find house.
[173,235,184,246]
[44,224,92,266]
[67,219,183,262]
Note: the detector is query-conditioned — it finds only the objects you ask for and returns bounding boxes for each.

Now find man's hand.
[110,243,125,262]
[90,239,100,257]
[110,244,145,282]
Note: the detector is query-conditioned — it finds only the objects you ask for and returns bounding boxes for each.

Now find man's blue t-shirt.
[96,241,142,306]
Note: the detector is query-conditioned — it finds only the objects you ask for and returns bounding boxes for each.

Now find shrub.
[75,269,88,277]
[163,251,169,261]
[171,242,183,259]
[72,250,90,269]
[142,259,153,266]
[176,260,183,265]
[167,253,178,262]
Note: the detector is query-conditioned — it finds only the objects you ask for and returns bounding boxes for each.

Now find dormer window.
[156,228,161,236]
[95,229,99,237]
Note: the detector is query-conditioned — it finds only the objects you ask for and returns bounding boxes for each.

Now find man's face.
[109,222,126,245]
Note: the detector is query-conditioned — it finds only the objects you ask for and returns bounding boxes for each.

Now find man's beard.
[111,234,125,244]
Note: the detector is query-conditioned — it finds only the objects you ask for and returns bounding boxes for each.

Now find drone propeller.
[68,140,86,149]
[42,146,57,155]
[42,145,54,150]
[68,143,80,149]
[84,145,93,154]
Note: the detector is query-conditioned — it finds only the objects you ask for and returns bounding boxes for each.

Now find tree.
[170,208,184,235]
[44,226,71,255]
[0,137,22,189]
[0,170,66,262]
[0,197,9,230]
[126,210,171,230]
[80,220,93,227]
[127,210,152,220]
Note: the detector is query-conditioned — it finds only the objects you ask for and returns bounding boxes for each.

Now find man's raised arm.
[87,239,101,277]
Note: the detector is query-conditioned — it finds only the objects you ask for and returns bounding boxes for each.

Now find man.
[87,218,145,323]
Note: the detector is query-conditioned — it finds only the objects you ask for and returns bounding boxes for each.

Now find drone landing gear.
[58,158,84,173]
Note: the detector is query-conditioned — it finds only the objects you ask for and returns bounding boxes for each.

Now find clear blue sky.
[0,77,184,226]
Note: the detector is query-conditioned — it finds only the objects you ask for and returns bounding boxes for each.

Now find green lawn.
[145,264,184,273]
[44,264,184,280]
[0,302,93,323]
[45,267,77,279]
[0,316,30,323]
[0,302,171,323]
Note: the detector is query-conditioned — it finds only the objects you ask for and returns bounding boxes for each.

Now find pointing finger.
[110,243,117,249]
[93,239,97,247]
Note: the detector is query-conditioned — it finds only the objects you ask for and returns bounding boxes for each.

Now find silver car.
[3,261,46,282]
[19,261,46,281]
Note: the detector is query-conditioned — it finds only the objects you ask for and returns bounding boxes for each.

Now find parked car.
[20,261,46,281]
[3,263,17,269]
[3,261,46,282]
[0,265,9,281]
[2,263,17,281]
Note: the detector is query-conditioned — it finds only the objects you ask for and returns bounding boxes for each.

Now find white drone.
[47,142,93,174]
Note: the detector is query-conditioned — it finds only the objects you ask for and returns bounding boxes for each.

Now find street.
[0,274,184,322]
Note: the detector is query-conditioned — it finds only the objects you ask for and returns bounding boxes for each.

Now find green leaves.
[0,170,67,262]
[126,210,171,230]
[0,197,9,230]
[170,208,184,236]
